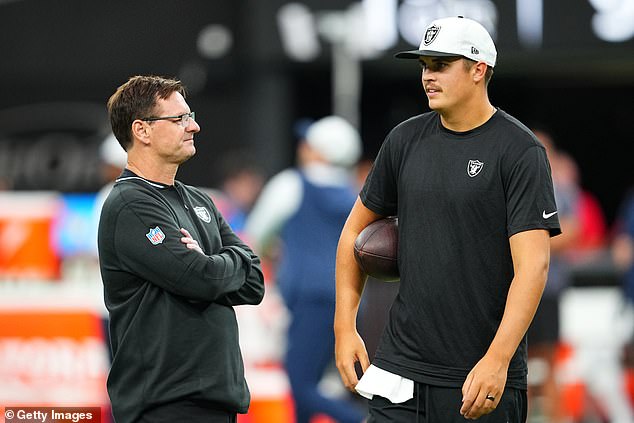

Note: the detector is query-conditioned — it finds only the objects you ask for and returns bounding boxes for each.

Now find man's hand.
[460,353,508,419]
[180,228,203,254]
[335,329,370,392]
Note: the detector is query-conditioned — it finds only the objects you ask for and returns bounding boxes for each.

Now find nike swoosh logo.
[543,210,558,219]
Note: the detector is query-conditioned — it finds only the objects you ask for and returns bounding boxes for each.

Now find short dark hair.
[463,58,494,86]
[107,75,186,151]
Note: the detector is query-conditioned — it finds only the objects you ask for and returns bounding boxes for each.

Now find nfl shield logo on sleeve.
[146,226,166,245]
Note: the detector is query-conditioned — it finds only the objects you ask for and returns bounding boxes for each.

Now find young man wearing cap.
[245,116,366,423]
[334,16,560,422]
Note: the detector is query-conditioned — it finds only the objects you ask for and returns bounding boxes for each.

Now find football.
[353,217,399,282]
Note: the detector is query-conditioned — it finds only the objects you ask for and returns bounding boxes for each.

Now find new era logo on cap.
[395,16,497,67]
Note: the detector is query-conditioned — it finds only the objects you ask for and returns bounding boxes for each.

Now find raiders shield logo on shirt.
[194,206,211,223]
[467,160,484,177]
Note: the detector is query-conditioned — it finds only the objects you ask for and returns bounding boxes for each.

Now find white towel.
[355,364,414,403]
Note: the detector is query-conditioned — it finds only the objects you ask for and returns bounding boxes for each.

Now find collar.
[115,169,169,189]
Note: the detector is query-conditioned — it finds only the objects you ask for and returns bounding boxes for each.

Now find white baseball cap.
[305,116,362,167]
[100,133,128,168]
[395,16,497,67]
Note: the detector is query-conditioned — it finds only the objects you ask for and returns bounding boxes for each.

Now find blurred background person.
[537,128,631,423]
[612,187,634,414]
[527,128,583,422]
[94,133,128,225]
[206,149,266,234]
[245,116,366,423]
[0,177,11,190]
[614,187,634,305]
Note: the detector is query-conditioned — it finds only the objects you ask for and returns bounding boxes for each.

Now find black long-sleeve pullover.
[98,170,265,423]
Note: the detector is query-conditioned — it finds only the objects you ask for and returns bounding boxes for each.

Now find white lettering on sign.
[517,0,542,47]
[0,337,109,381]
[397,0,498,47]
[588,0,634,42]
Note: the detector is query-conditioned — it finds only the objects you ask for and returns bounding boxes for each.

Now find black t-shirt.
[360,109,561,390]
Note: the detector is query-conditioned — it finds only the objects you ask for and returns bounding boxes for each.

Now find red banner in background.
[0,310,110,417]
[0,193,60,280]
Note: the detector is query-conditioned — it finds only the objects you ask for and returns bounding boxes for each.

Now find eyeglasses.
[141,112,196,127]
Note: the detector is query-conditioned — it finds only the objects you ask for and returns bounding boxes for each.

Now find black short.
[139,399,237,423]
[368,383,527,423]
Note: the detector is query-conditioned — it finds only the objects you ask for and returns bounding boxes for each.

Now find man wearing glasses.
[98,75,265,423]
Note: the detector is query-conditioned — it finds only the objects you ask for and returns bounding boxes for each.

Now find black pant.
[368,383,527,423]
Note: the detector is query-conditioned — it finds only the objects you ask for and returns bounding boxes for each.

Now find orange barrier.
[239,395,295,423]
[0,193,60,280]
[0,309,110,413]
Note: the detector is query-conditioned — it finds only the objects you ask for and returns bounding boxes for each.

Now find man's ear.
[131,120,151,145]
[472,61,488,83]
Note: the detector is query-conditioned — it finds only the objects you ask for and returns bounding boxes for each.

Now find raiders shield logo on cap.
[423,24,441,46]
